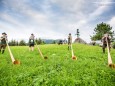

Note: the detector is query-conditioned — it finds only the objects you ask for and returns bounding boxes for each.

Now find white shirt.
[29,35,35,40]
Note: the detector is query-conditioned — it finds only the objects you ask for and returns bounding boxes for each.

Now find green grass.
[0,44,115,86]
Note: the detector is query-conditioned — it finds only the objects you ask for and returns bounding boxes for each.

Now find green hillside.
[0,44,115,86]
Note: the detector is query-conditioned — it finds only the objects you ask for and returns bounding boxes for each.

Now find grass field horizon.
[0,44,115,86]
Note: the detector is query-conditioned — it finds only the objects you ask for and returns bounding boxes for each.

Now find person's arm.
[101,37,104,42]
[0,37,2,41]
[108,37,111,43]
[5,35,8,41]
[29,39,31,43]
[70,36,72,43]
[0,36,4,41]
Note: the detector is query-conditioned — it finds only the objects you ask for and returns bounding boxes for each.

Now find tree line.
[8,38,45,46]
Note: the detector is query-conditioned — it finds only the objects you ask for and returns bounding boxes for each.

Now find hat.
[2,32,7,35]
[31,33,34,35]
[69,33,71,35]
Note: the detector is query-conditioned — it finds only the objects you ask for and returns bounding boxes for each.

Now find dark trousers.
[102,43,110,53]
[68,43,71,50]
[0,44,7,54]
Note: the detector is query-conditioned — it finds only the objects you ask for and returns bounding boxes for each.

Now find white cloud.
[108,16,115,30]
[50,0,85,12]
[108,16,115,26]
[89,0,111,18]
[0,13,25,28]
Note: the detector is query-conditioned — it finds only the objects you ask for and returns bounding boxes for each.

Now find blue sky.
[0,0,115,43]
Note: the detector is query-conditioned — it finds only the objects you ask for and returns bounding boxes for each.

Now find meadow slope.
[0,44,115,86]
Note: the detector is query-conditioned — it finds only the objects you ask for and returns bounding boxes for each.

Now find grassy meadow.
[0,44,115,86]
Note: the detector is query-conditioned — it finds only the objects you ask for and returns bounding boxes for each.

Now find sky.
[0,0,115,43]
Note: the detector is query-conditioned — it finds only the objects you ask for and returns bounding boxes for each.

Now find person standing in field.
[68,33,72,50]
[29,34,35,51]
[101,33,111,53]
[0,32,7,54]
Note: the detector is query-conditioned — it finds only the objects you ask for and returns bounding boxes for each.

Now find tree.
[35,38,43,44]
[91,22,114,41]
[42,41,46,44]
[8,39,17,46]
[16,41,19,46]
[19,40,26,46]
[52,40,56,44]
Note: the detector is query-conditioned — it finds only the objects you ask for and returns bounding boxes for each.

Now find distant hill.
[42,39,63,44]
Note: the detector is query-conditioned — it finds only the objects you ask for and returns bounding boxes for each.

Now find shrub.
[112,42,115,49]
